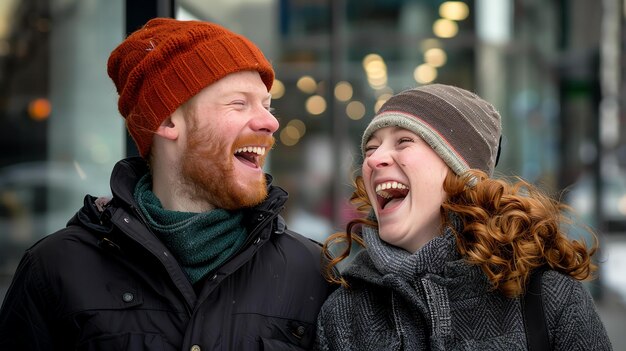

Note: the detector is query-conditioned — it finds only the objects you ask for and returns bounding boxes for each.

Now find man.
[0,18,333,350]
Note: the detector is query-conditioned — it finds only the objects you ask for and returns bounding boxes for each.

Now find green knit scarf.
[134,174,248,284]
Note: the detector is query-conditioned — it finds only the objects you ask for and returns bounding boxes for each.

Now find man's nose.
[250,108,279,134]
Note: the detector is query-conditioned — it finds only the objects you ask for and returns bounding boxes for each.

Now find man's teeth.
[375,181,408,198]
[234,146,266,156]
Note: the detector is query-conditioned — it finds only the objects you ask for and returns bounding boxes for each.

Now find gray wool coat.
[314,227,612,351]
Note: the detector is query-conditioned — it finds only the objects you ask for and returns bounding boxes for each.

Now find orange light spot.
[28,98,51,121]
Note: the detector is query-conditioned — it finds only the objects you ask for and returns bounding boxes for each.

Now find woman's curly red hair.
[322,169,598,298]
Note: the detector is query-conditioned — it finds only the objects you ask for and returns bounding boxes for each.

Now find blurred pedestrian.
[315,84,612,350]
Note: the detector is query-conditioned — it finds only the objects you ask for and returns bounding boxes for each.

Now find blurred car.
[0,161,109,274]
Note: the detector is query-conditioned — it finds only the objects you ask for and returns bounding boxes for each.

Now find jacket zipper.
[128,204,194,316]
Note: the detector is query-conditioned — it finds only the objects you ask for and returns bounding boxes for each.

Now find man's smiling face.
[179,70,278,210]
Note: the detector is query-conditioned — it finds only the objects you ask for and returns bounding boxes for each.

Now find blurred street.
[598,289,626,351]
[597,232,626,351]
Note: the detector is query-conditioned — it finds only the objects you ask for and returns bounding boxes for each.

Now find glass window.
[0,0,125,279]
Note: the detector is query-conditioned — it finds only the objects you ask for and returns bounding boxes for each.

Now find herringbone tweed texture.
[314,228,612,350]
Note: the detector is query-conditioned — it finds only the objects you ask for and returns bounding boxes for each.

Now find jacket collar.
[109,157,149,209]
[110,157,287,215]
[72,157,288,232]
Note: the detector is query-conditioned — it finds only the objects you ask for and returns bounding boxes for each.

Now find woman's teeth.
[375,181,408,196]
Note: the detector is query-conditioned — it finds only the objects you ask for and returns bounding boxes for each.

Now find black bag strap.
[521,268,550,351]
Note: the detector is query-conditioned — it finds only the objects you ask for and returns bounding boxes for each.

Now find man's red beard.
[180,123,275,210]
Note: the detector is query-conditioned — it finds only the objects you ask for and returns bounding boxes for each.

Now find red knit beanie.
[107,18,275,157]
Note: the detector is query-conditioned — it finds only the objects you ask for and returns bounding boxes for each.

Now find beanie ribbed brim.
[362,112,470,176]
[360,84,502,177]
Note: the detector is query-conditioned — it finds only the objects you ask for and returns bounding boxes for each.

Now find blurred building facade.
[0,0,623,266]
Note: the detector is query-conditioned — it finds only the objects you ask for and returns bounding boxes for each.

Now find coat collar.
[109,157,288,216]
[71,157,288,233]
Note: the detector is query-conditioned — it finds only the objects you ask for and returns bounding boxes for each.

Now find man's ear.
[155,115,179,141]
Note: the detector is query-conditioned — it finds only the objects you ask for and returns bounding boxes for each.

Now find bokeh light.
[346,101,366,120]
[305,95,327,115]
[334,81,353,102]
[414,64,438,84]
[28,98,51,121]
[296,75,317,94]
[424,48,447,67]
[433,18,459,38]
[270,79,285,99]
[439,1,470,21]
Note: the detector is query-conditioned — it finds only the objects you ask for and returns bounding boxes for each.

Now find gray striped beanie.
[361,84,502,176]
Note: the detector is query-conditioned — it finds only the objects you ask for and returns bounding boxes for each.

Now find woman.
[315,84,612,350]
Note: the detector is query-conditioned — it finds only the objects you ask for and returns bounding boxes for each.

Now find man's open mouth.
[375,181,409,209]
[234,146,267,168]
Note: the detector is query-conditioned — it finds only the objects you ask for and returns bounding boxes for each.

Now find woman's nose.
[366,148,393,169]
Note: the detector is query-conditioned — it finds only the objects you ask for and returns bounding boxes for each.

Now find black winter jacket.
[0,157,335,350]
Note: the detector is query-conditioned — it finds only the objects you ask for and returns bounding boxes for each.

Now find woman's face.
[362,126,449,252]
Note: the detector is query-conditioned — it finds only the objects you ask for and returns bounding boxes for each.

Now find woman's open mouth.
[375,181,409,210]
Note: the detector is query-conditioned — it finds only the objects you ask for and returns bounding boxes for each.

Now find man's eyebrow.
[224,91,272,100]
